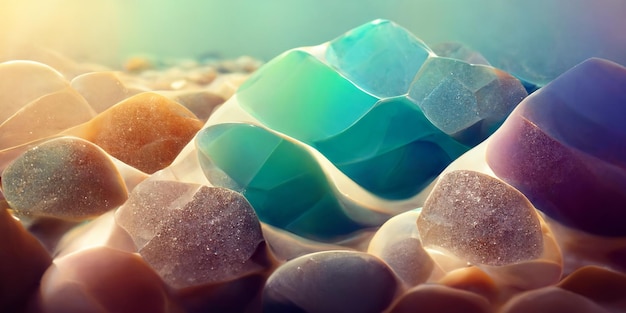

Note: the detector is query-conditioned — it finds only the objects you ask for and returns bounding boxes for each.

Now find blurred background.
[1,0,625,84]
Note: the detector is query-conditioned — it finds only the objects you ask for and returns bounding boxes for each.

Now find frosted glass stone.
[431,42,491,65]
[115,180,265,289]
[408,57,527,146]
[66,92,203,174]
[0,60,68,124]
[0,88,95,150]
[487,58,626,236]
[416,170,543,266]
[2,137,128,220]
[263,251,397,313]
[325,19,432,98]
[195,123,367,241]
[70,71,143,113]
[237,49,378,143]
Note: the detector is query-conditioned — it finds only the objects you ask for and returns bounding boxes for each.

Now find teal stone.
[326,19,433,98]
[315,97,468,199]
[195,123,367,241]
[237,49,378,143]
[408,57,527,146]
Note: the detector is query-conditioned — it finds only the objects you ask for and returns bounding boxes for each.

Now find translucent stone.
[0,60,68,124]
[236,49,378,143]
[431,42,491,65]
[416,170,543,266]
[66,92,204,174]
[195,123,369,241]
[2,137,128,220]
[70,71,144,113]
[115,180,265,289]
[368,209,434,286]
[315,96,468,199]
[325,19,432,97]
[486,58,626,236]
[263,251,398,313]
[0,88,95,150]
[408,56,527,146]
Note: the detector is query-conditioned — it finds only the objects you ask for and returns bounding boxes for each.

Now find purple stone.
[487,58,626,236]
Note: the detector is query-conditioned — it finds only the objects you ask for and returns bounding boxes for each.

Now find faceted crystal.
[326,19,432,97]
[416,170,543,266]
[408,57,527,146]
[237,49,378,143]
[195,123,368,241]
[315,96,467,199]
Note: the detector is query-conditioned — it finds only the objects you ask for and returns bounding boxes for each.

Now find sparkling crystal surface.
[2,137,127,220]
[416,170,544,266]
[115,180,265,289]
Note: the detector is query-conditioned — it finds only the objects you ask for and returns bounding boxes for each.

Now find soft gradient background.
[1,0,625,83]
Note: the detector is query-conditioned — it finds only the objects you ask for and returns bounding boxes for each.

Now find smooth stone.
[438,266,499,303]
[263,251,398,313]
[0,88,96,150]
[0,208,52,312]
[157,89,226,121]
[408,56,527,146]
[325,19,432,97]
[368,209,434,286]
[500,286,610,313]
[236,49,378,143]
[39,247,173,313]
[486,58,626,236]
[115,180,265,289]
[315,96,467,199]
[66,92,203,174]
[0,60,68,124]
[195,123,369,241]
[70,71,144,113]
[2,137,128,220]
[416,170,544,266]
[557,266,626,310]
[388,284,491,313]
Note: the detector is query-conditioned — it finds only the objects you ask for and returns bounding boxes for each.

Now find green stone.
[195,123,367,241]
[315,97,468,199]
[237,49,378,143]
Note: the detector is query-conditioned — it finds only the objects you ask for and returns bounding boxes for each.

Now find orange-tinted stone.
[69,92,203,173]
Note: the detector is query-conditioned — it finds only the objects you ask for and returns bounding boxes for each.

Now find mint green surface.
[326,19,432,97]
[315,97,468,198]
[237,49,378,143]
[196,123,365,241]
